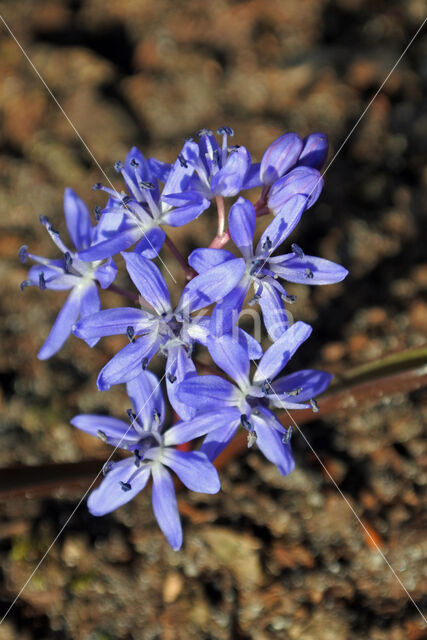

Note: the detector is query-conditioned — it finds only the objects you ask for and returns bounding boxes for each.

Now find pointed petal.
[133,226,166,258]
[38,287,82,360]
[253,321,312,383]
[258,280,290,341]
[97,334,160,390]
[94,257,117,289]
[272,369,332,402]
[71,414,141,448]
[208,335,250,388]
[178,258,245,314]
[256,194,307,255]
[272,254,349,285]
[160,450,220,494]
[297,133,328,170]
[73,307,154,342]
[241,162,262,190]
[78,225,141,261]
[200,415,240,461]
[211,146,251,196]
[268,167,323,213]
[260,133,303,185]
[237,329,263,360]
[126,370,165,428]
[164,407,240,446]
[163,140,199,197]
[165,345,197,420]
[87,459,150,516]
[151,463,182,550]
[252,412,295,476]
[161,192,210,226]
[210,277,250,335]
[228,197,255,259]
[177,375,240,412]
[188,248,235,274]
[122,252,172,314]
[63,188,92,251]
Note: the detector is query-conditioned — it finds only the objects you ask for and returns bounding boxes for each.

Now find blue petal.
[151,464,182,551]
[122,252,172,314]
[297,133,328,170]
[126,370,165,429]
[163,140,199,197]
[178,258,245,314]
[73,307,154,342]
[177,375,240,412]
[78,225,141,262]
[97,334,160,390]
[256,194,307,254]
[165,345,197,421]
[160,450,220,494]
[148,157,172,182]
[270,254,349,285]
[188,248,235,274]
[63,188,92,251]
[258,280,290,341]
[163,407,239,446]
[208,335,250,389]
[236,329,263,360]
[94,257,117,289]
[272,369,332,402]
[268,167,323,213]
[133,227,166,258]
[79,284,101,348]
[161,192,210,226]
[71,414,141,448]
[253,321,312,383]
[211,146,251,196]
[252,412,295,476]
[210,278,250,335]
[200,410,241,461]
[260,133,303,185]
[228,197,255,259]
[27,265,78,291]
[38,286,82,360]
[88,459,150,516]
[241,162,262,190]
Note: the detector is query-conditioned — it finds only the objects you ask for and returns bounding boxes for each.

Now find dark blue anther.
[134,449,142,467]
[250,260,261,276]
[126,326,135,343]
[177,154,188,168]
[261,379,272,394]
[240,414,253,431]
[217,126,234,136]
[127,408,136,422]
[140,181,155,190]
[291,243,305,259]
[262,236,272,252]
[102,461,113,476]
[38,272,46,290]
[305,268,314,279]
[120,481,132,492]
[228,145,240,152]
[94,205,102,220]
[281,293,297,304]
[97,429,108,442]
[92,183,102,190]
[114,161,123,173]
[20,280,31,291]
[142,357,148,370]
[18,245,28,263]
[282,426,293,444]
[64,252,73,273]
[212,149,220,166]
[121,195,131,205]
[167,373,177,384]
[130,158,139,167]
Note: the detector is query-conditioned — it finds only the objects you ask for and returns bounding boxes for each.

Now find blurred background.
[0,0,426,638]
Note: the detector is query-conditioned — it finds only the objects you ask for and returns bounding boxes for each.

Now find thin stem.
[107,283,139,304]
[164,234,196,281]
[215,195,226,237]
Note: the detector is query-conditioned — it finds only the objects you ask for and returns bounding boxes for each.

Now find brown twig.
[164,234,196,281]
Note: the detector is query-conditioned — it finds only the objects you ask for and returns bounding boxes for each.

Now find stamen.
[282,426,293,444]
[127,409,137,423]
[177,154,188,168]
[261,379,272,394]
[120,481,132,492]
[249,260,262,276]
[240,414,252,431]
[305,268,314,279]
[262,236,272,252]
[114,160,124,173]
[94,205,102,220]
[139,181,155,190]
[167,373,177,384]
[97,429,108,442]
[228,145,240,152]
[121,195,132,205]
[248,283,263,305]
[64,252,73,273]
[196,128,212,137]
[309,399,319,413]
[153,409,161,424]
[142,357,148,370]
[134,449,142,467]
[18,245,28,263]
[247,431,257,448]
[126,326,135,343]
[291,243,305,259]
[92,182,103,191]
[217,126,234,136]
[39,214,49,226]
[102,461,113,476]
[288,387,303,397]
[20,280,32,291]
[281,293,297,304]
[130,158,139,167]
[38,272,46,290]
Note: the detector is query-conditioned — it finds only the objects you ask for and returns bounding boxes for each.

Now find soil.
[0,1,426,638]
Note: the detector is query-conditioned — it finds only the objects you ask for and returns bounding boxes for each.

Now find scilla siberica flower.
[71,371,220,550]
[177,324,331,473]
[19,188,117,359]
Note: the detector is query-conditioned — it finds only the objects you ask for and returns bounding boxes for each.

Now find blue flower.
[177,323,332,474]
[190,195,348,341]
[71,371,220,550]
[19,188,117,359]
[73,252,252,418]
[78,141,210,262]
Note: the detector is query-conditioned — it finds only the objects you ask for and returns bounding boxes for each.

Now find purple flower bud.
[260,133,303,185]
[268,167,324,212]
[297,133,329,170]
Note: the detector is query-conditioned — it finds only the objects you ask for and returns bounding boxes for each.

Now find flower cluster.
[21,128,348,550]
